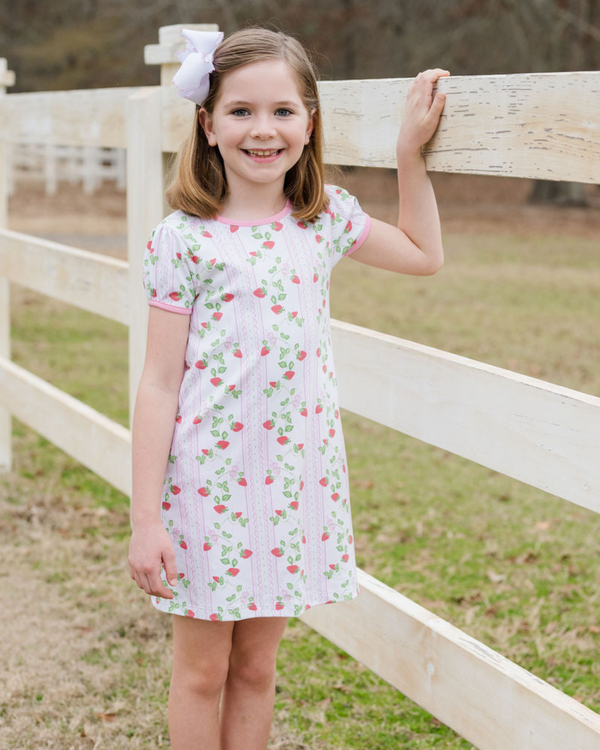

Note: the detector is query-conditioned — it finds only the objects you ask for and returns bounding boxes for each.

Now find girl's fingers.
[416,69,450,82]
[412,70,450,100]
[141,571,152,594]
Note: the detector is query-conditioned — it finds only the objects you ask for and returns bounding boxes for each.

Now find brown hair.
[165,24,342,224]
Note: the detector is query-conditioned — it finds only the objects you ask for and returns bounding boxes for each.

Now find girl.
[129,24,448,750]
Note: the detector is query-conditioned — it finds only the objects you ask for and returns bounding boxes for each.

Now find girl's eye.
[230,108,293,117]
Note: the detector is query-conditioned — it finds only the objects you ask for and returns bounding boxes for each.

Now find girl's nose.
[250,117,277,138]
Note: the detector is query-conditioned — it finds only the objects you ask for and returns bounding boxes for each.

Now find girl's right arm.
[128,305,191,600]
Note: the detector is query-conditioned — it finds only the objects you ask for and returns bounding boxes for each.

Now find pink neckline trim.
[216,199,292,226]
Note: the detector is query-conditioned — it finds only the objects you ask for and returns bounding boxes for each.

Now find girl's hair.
[165,24,342,224]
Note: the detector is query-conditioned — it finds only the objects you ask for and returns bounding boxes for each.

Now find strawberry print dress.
[141,183,371,621]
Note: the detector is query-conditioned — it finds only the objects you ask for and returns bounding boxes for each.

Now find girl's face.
[199,60,316,195]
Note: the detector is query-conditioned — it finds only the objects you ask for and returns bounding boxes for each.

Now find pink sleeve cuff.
[148,299,193,315]
[345,214,372,257]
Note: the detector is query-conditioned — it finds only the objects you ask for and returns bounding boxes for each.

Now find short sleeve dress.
[141,183,371,621]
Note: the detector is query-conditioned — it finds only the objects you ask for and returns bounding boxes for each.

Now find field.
[1,168,599,749]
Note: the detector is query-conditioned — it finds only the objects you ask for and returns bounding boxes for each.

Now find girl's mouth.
[242,149,283,162]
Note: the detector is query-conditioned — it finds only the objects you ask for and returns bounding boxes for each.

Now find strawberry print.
[141,185,371,621]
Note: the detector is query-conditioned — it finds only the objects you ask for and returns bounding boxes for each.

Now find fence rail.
[7,143,126,195]
[1,73,599,181]
[0,228,128,322]
[0,23,599,749]
[333,321,600,514]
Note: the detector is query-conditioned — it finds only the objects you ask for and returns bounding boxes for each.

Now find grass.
[1,224,599,748]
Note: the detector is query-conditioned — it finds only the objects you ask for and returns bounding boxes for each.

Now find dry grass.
[1,170,599,748]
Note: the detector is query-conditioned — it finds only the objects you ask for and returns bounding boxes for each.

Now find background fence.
[7,143,126,196]
[0,22,599,749]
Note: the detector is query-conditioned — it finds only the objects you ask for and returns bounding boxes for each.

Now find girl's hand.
[398,68,450,156]
[128,521,179,600]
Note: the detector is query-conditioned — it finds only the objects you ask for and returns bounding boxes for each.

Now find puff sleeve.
[325,183,371,269]
[141,222,201,314]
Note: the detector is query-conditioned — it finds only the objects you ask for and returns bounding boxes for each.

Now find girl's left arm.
[349,68,450,276]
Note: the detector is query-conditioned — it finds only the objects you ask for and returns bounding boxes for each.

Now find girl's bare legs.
[220,617,290,750]
[169,615,235,750]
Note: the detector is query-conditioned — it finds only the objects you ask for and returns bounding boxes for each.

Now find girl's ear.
[305,107,317,144]
[198,108,217,146]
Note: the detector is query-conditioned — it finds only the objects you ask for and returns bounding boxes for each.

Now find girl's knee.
[227,653,277,689]
[171,616,234,695]
[173,658,230,697]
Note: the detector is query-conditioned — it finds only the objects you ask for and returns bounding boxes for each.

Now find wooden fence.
[7,143,126,196]
[1,22,599,749]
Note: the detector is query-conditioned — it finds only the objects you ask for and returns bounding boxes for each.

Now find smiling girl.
[128,24,448,750]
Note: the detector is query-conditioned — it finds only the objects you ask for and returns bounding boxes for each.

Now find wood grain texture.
[0,356,131,496]
[0,228,128,324]
[332,318,600,514]
[300,569,600,750]
[1,72,597,182]
[319,72,600,182]
[0,87,138,147]
[126,87,164,432]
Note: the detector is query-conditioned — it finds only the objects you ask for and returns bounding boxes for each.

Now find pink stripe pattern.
[140,184,370,621]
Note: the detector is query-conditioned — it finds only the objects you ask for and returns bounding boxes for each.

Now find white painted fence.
[0,23,599,749]
[7,143,126,195]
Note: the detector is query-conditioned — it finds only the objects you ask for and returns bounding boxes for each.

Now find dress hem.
[151,587,361,622]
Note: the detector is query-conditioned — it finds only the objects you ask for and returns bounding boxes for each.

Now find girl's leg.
[169,614,235,750]
[220,616,289,750]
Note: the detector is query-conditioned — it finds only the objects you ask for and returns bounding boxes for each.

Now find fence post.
[129,24,221,416]
[116,148,126,191]
[44,143,57,196]
[127,24,221,526]
[144,23,221,218]
[83,146,97,195]
[0,57,16,474]
[126,87,164,436]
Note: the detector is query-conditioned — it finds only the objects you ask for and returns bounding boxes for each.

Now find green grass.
[2,225,600,748]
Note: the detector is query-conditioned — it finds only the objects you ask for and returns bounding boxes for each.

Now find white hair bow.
[172,29,224,106]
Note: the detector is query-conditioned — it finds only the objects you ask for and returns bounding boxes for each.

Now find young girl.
[129,24,448,750]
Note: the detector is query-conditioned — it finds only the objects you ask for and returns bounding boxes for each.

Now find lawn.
[1,176,599,748]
